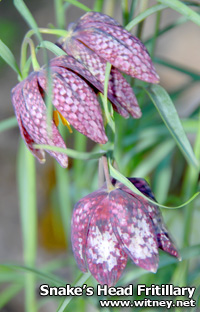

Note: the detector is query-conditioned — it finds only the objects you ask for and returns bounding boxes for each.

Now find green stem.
[20,28,68,77]
[55,162,71,245]
[93,0,104,12]
[122,0,129,27]
[150,10,161,58]
[56,273,91,312]
[104,0,115,16]
[17,141,37,312]
[54,0,66,29]
[102,156,114,191]
[183,110,200,247]
[98,157,105,187]
[136,0,149,39]
[20,38,40,77]
[63,0,91,12]
[74,131,87,197]
[101,62,115,133]
[129,0,139,22]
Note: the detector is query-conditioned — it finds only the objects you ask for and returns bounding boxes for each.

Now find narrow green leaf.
[0,40,21,76]
[157,0,200,27]
[0,283,23,309]
[93,0,104,12]
[55,162,71,245]
[101,62,115,133]
[63,0,91,12]
[109,162,199,209]
[17,141,37,312]
[33,144,106,160]
[13,0,42,42]
[132,140,175,177]
[126,4,167,31]
[0,264,65,286]
[39,41,67,56]
[0,116,18,132]
[145,84,198,167]
[56,272,91,312]
[154,57,200,81]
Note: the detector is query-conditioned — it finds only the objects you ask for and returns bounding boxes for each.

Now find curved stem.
[21,38,40,77]
[20,28,68,77]
[102,156,114,191]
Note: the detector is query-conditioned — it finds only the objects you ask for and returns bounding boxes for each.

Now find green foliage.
[0,0,200,311]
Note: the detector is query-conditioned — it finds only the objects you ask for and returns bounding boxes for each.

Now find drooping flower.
[57,12,159,118]
[11,57,107,167]
[71,177,180,286]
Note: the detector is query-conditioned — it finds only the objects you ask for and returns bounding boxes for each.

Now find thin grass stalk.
[55,162,71,245]
[93,0,104,12]
[183,110,200,247]
[54,0,66,29]
[17,140,37,312]
[74,131,87,194]
[150,10,161,59]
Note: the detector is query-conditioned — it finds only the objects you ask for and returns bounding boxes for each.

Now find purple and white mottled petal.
[38,66,107,144]
[109,189,159,273]
[86,199,128,286]
[12,73,68,167]
[51,53,129,118]
[49,55,105,95]
[12,83,46,162]
[114,178,180,259]
[71,187,107,272]
[65,38,141,118]
[74,26,159,83]
[75,12,121,29]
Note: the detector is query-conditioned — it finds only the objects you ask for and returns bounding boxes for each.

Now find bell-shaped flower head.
[57,12,160,118]
[71,177,180,286]
[11,56,107,167]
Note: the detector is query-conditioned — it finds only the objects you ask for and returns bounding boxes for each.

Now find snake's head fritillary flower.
[11,56,107,167]
[71,177,180,286]
[57,12,159,118]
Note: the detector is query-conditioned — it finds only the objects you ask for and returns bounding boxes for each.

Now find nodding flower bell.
[11,56,107,168]
[71,177,180,286]
[57,12,159,118]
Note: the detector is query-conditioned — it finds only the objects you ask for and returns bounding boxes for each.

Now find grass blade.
[55,162,71,245]
[56,272,91,312]
[0,116,18,132]
[63,0,91,12]
[109,162,199,209]
[0,40,21,77]
[39,41,67,56]
[0,264,65,286]
[33,144,106,160]
[0,283,23,309]
[154,57,200,81]
[157,0,200,26]
[126,4,167,31]
[145,84,198,167]
[17,141,37,312]
[13,0,42,42]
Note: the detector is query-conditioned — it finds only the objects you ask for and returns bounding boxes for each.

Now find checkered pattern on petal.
[86,198,128,286]
[38,66,107,144]
[11,72,68,167]
[62,38,141,118]
[109,189,159,272]
[114,178,180,259]
[71,186,107,272]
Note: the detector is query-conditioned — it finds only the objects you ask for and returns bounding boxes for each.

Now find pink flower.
[58,12,159,118]
[11,57,107,167]
[71,177,180,286]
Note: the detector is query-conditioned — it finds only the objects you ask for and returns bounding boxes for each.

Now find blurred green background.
[0,0,200,311]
